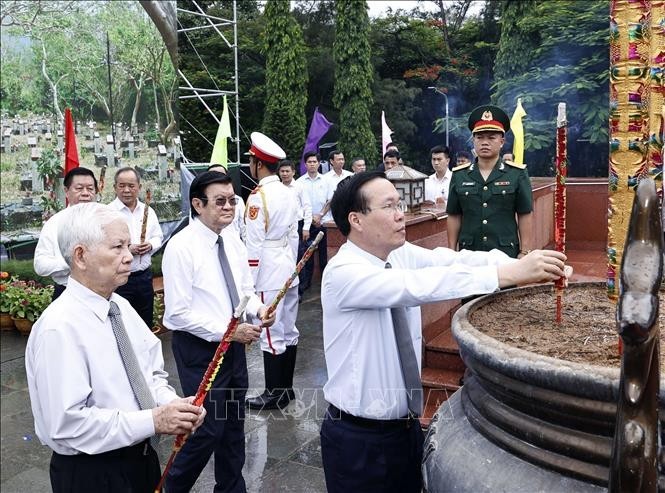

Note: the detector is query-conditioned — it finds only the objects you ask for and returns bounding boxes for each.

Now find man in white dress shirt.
[33,167,97,300]
[25,202,205,493]
[278,159,311,260]
[162,171,274,492]
[108,167,163,328]
[207,163,247,242]
[320,171,571,493]
[423,145,452,208]
[244,133,301,410]
[295,151,329,296]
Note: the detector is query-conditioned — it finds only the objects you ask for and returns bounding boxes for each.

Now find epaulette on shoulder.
[505,160,527,170]
[452,162,472,172]
[250,185,262,195]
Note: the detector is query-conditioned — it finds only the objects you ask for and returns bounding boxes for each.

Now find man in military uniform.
[244,132,300,409]
[446,105,534,258]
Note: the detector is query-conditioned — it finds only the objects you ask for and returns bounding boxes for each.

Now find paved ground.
[0,284,329,493]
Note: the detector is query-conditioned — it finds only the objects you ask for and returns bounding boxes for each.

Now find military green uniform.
[446,158,533,258]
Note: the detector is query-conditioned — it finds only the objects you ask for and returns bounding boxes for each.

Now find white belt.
[264,236,289,248]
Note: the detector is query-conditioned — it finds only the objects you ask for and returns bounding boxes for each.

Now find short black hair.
[189,171,233,217]
[331,171,386,236]
[207,163,227,172]
[351,157,365,167]
[383,149,400,161]
[329,150,343,161]
[430,145,450,159]
[278,159,296,171]
[456,150,472,160]
[64,167,98,190]
[303,151,320,162]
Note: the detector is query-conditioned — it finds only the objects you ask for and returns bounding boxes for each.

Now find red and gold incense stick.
[554,103,567,324]
[140,189,152,244]
[98,166,106,194]
[154,296,250,493]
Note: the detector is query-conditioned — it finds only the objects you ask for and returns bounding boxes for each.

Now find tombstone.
[131,123,138,136]
[31,148,44,192]
[157,144,168,180]
[173,136,181,166]
[127,136,135,159]
[45,132,52,144]
[45,120,51,134]
[94,131,101,154]
[93,154,106,167]
[57,130,63,150]
[3,129,11,154]
[76,121,81,134]
[87,121,95,141]
[18,120,25,135]
[105,134,115,167]
[27,136,37,148]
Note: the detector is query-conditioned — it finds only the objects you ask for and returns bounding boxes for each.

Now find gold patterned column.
[608,0,664,299]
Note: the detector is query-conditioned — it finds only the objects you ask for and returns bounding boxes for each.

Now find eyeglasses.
[201,195,238,207]
[365,200,407,214]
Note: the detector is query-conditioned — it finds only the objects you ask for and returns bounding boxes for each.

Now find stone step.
[425,328,465,371]
[420,367,463,429]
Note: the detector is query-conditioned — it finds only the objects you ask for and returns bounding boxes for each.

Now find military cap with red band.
[468,105,511,135]
[248,131,286,164]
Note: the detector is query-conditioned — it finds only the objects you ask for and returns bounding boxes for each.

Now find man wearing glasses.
[320,171,571,493]
[244,132,301,410]
[162,171,274,492]
[34,167,98,300]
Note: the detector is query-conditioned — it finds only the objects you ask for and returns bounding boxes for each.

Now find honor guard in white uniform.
[244,132,301,410]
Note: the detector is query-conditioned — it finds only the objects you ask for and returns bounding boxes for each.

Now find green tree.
[262,0,308,160]
[493,0,608,176]
[333,0,377,166]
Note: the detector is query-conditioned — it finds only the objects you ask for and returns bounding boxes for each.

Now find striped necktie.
[109,300,159,449]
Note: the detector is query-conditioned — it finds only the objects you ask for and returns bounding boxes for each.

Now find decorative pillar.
[608,0,664,299]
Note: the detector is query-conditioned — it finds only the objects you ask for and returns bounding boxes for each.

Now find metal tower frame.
[176,0,241,166]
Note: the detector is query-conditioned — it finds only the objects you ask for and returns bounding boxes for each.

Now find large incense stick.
[554,103,567,324]
[154,296,250,493]
[140,189,152,244]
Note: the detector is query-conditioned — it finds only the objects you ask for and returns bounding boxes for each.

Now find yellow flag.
[510,98,527,164]
[210,95,231,167]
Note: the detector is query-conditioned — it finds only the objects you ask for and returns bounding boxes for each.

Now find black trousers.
[298,224,327,293]
[320,405,424,493]
[115,268,154,329]
[50,440,160,493]
[166,331,247,493]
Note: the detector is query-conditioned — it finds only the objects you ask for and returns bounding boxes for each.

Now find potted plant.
[0,272,14,330]
[6,279,53,335]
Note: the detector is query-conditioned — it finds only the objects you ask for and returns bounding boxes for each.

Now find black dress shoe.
[245,390,290,410]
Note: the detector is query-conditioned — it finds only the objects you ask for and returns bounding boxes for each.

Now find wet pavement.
[0,283,328,493]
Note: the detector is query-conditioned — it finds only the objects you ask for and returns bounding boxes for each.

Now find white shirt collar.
[191,217,222,249]
[66,277,115,322]
[259,175,280,186]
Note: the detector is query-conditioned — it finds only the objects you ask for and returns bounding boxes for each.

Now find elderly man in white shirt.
[25,202,205,493]
[162,171,275,492]
[424,145,453,208]
[320,171,572,493]
[108,167,163,328]
[33,167,98,300]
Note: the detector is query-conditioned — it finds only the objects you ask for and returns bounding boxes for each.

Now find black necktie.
[385,262,423,416]
[217,236,240,310]
[108,301,159,448]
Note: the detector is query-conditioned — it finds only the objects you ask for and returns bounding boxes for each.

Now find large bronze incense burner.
[422,180,663,492]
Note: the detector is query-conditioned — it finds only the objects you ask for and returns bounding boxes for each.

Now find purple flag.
[300,107,333,175]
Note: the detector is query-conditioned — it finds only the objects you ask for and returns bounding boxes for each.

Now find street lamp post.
[428,86,449,147]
